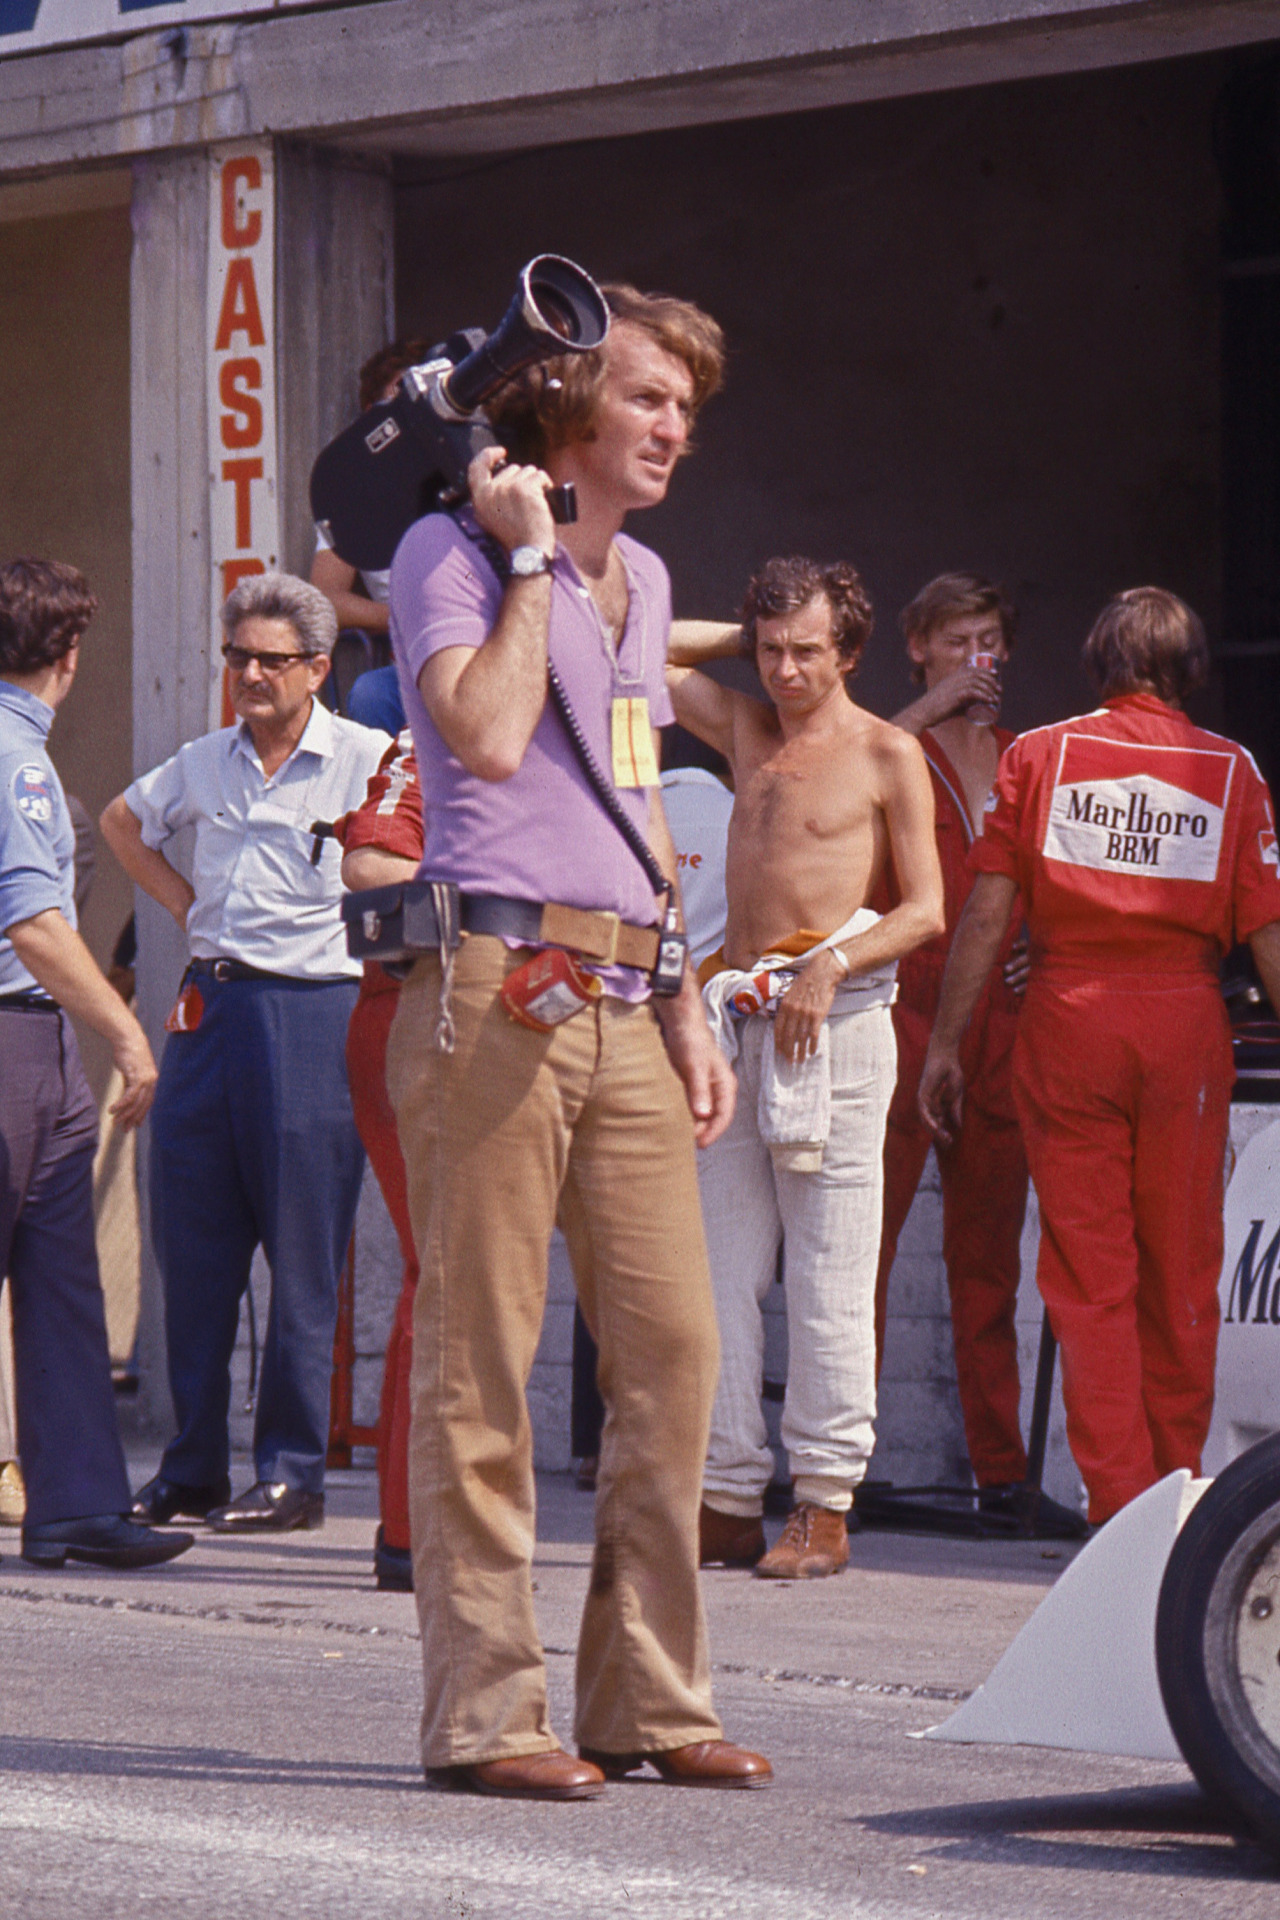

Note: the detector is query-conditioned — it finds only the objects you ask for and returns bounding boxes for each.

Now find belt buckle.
[212,959,234,983]
[538,903,620,965]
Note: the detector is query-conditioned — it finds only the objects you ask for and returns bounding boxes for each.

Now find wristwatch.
[509,545,553,578]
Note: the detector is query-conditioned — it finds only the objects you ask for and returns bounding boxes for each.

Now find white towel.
[758,1022,831,1172]
[700,909,898,1172]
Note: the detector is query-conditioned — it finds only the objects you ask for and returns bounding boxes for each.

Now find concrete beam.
[130,149,212,1433]
[1,0,1279,176]
[274,144,394,577]
[126,142,394,1431]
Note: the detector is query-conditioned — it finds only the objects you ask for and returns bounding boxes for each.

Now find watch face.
[512,546,548,576]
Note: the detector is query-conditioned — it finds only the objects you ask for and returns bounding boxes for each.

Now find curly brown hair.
[485,284,725,463]
[0,559,97,675]
[739,557,874,679]
[1082,587,1209,706]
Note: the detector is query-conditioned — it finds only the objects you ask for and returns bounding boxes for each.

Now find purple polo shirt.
[389,510,674,948]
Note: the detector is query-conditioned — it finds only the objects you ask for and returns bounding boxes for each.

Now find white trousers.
[699,1004,896,1516]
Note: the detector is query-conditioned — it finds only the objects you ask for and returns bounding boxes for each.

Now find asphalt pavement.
[1,1451,1276,1918]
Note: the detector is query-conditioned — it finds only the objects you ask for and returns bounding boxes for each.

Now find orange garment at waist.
[696,928,829,990]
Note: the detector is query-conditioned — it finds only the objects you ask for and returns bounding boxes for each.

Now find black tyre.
[1156,1432,1280,1856]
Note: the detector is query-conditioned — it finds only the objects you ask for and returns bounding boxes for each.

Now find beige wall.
[0,200,133,1091]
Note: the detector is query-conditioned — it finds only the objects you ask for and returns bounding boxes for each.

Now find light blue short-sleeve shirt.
[125,700,389,980]
[0,682,77,995]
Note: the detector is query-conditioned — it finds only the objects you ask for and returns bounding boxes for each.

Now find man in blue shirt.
[0,558,192,1570]
[102,573,388,1533]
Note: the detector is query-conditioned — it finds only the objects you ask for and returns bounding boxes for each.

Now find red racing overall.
[973,693,1280,1522]
[875,729,1029,1486]
[335,731,423,1552]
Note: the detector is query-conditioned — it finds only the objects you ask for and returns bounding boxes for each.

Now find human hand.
[1003,932,1030,996]
[108,1018,159,1130]
[468,446,557,558]
[773,949,843,1064]
[918,1045,964,1146]
[655,987,737,1147]
[918,664,1002,727]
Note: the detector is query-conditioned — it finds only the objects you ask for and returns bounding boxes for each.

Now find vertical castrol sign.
[208,143,279,728]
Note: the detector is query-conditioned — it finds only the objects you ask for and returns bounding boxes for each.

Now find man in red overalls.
[335,731,422,1588]
[876,574,1030,1498]
[920,588,1280,1524]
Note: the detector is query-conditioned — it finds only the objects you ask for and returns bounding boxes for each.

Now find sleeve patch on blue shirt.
[12,763,54,826]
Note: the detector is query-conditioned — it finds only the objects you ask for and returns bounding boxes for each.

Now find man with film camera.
[386,286,771,1799]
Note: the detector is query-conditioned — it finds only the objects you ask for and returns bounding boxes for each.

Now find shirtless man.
[667,557,944,1578]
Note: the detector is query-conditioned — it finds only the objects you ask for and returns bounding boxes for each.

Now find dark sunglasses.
[222,644,315,675]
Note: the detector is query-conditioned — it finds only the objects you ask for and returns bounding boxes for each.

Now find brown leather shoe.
[425,1749,605,1800]
[581,1740,772,1788]
[754,1502,850,1579]
[699,1500,766,1568]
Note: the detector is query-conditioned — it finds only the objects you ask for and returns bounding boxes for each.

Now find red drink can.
[967,650,1001,724]
[500,946,602,1031]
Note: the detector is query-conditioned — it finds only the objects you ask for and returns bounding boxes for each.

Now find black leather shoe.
[374,1525,413,1592]
[130,1473,231,1525]
[207,1481,324,1532]
[23,1514,194,1569]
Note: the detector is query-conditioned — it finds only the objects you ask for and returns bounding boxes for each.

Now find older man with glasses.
[102,573,389,1532]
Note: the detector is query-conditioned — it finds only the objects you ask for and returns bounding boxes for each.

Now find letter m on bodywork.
[1225,1219,1280,1323]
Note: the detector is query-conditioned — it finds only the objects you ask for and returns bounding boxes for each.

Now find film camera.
[309,255,610,573]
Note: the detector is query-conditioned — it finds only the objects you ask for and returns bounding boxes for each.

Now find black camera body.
[309,257,609,574]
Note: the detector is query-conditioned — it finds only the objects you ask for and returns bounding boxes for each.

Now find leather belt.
[0,990,58,1012]
[189,957,305,985]
[343,883,661,972]
[462,894,660,971]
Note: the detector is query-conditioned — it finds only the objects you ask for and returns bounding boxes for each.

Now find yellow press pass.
[610,696,660,788]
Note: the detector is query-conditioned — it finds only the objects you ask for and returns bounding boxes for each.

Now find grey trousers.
[0,1006,130,1527]
[699,1004,897,1516]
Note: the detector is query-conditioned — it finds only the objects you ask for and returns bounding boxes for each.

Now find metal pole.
[1024,1309,1057,1491]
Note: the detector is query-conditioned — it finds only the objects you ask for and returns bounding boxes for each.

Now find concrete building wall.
[0,196,134,1092]
[395,54,1225,734]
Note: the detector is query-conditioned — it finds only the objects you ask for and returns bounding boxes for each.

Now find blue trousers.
[150,974,363,1495]
[0,1007,131,1528]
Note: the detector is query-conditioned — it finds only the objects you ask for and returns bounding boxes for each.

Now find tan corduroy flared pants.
[387,936,723,1770]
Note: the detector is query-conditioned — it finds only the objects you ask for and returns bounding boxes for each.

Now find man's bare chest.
[734,743,872,846]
